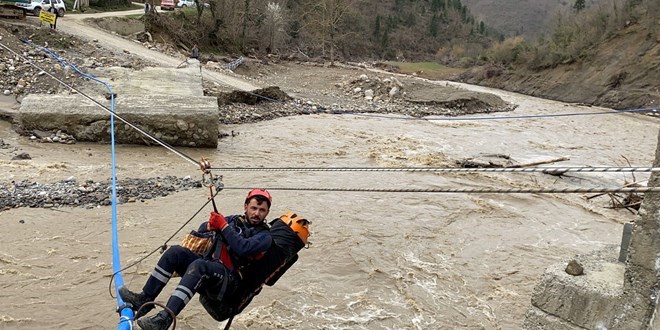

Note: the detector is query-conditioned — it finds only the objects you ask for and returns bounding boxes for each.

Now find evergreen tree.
[431,0,444,12]
[373,15,381,40]
[573,0,586,12]
[393,0,403,11]
[381,27,390,49]
[404,12,416,27]
[429,14,439,37]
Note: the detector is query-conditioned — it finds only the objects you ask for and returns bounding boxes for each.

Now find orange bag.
[180,230,214,255]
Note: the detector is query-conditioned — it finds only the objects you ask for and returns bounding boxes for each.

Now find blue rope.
[22,40,135,329]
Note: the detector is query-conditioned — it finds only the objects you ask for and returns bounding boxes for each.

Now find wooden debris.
[585,156,645,214]
[456,154,569,169]
[508,156,570,168]
[456,153,512,168]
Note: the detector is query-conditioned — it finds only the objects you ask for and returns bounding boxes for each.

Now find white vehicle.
[176,0,209,8]
[175,0,194,7]
[14,0,65,17]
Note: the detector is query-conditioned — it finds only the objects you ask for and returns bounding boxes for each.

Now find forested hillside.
[461,0,659,110]
[146,0,501,61]
[462,0,615,40]
[461,0,568,39]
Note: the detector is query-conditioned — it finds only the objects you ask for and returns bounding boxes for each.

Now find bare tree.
[302,0,354,65]
[207,0,242,49]
[264,2,287,53]
[193,0,205,26]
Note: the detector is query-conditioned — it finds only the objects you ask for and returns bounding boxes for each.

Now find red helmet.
[245,189,272,207]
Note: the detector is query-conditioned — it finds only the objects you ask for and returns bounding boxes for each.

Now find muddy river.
[0,85,658,329]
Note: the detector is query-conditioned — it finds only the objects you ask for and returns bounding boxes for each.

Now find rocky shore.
[211,72,516,125]
[0,176,203,211]
[0,22,150,97]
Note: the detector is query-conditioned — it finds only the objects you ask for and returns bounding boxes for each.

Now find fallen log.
[506,156,570,168]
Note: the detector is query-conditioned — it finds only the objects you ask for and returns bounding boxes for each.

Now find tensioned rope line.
[0,40,199,168]
[31,42,143,329]
[220,186,660,194]
[209,166,660,173]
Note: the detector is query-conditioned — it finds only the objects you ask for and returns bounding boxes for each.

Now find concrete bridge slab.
[17,64,219,147]
[19,93,218,147]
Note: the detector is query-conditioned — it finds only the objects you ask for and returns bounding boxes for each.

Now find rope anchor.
[199,157,212,174]
[200,158,223,192]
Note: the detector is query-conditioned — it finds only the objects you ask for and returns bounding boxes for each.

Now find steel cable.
[209,166,660,173]
[219,186,660,194]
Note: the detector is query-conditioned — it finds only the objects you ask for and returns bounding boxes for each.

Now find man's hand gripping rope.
[200,157,226,230]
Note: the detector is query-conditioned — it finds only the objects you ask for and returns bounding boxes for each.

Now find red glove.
[208,212,228,231]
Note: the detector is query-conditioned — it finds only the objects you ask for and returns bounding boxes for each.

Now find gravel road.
[58,9,260,91]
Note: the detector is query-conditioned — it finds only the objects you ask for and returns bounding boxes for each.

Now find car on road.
[175,0,209,8]
[14,0,65,17]
[176,0,194,7]
[159,0,175,11]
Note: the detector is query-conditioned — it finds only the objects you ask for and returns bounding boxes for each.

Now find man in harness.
[199,211,311,326]
[119,189,273,330]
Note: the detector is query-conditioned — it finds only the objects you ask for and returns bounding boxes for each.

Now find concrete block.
[19,93,219,147]
[523,307,584,330]
[526,245,624,329]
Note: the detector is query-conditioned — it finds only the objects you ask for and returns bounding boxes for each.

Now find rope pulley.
[199,158,212,174]
[199,158,223,193]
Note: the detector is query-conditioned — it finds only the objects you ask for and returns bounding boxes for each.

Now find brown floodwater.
[0,85,658,329]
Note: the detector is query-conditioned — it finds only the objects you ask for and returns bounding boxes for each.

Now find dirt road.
[58,9,259,91]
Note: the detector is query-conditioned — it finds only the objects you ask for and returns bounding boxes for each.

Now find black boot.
[137,310,173,330]
[119,286,154,318]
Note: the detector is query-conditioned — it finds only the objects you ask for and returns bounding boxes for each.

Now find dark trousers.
[142,245,235,316]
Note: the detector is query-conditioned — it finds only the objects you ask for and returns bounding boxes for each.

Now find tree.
[372,15,381,40]
[264,2,286,53]
[573,0,586,12]
[240,0,251,52]
[302,0,354,65]
[429,14,439,37]
[431,0,445,12]
[193,0,205,26]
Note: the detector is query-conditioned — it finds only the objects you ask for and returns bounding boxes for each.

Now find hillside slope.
[462,0,568,39]
[462,0,618,40]
[457,19,659,110]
